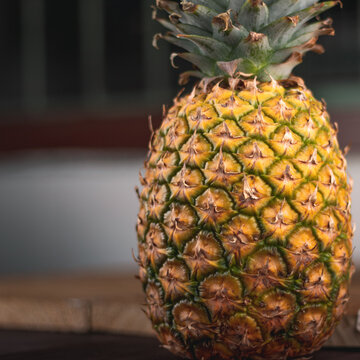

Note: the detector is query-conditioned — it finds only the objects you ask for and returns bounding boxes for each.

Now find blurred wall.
[0,152,142,274]
[0,0,357,114]
[0,151,359,275]
[0,1,359,276]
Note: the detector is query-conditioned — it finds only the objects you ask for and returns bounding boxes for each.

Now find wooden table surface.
[0,271,359,356]
[0,331,358,360]
[0,271,359,336]
[0,272,153,335]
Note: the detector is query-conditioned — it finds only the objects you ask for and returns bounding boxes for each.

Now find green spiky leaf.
[154,0,341,82]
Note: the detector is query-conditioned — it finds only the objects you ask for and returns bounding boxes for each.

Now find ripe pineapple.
[135,0,354,359]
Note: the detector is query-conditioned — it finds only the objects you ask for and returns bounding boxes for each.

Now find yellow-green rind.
[136,80,353,360]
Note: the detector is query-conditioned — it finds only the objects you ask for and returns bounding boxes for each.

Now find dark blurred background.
[0,0,359,275]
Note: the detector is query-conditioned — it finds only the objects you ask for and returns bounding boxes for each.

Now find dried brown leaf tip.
[169,12,181,24]
[212,10,233,31]
[152,33,162,49]
[170,53,179,68]
[336,0,343,8]
[287,15,299,26]
[343,145,350,156]
[217,59,242,78]
[279,75,305,88]
[181,0,197,12]
[246,32,266,42]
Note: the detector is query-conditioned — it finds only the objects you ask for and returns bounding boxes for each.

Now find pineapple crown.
[153,0,342,83]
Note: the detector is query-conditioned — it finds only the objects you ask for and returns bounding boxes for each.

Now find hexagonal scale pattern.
[136,81,353,360]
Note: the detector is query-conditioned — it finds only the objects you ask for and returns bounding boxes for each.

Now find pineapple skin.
[136,80,354,360]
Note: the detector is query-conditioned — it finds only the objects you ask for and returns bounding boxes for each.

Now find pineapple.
[135,0,354,359]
